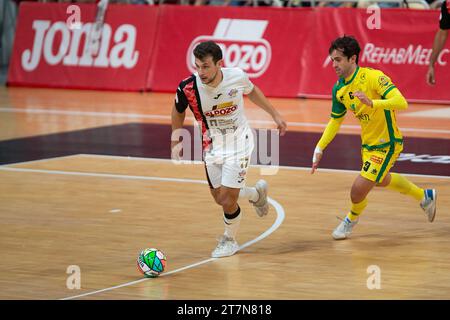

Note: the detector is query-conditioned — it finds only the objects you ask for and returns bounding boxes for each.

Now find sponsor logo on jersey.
[187,19,272,78]
[356,113,370,121]
[205,101,237,117]
[370,155,384,164]
[237,169,247,183]
[213,101,233,110]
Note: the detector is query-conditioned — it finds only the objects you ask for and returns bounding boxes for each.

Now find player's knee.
[222,198,236,209]
[210,190,221,205]
[214,192,228,207]
[213,193,225,206]
[218,194,237,209]
[213,196,222,206]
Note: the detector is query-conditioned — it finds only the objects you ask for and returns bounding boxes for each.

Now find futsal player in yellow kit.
[311,36,437,240]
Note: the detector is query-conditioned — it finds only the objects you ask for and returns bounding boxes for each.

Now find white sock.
[224,207,242,239]
[239,186,259,202]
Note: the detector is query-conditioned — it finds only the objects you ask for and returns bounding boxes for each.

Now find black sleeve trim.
[174,75,195,113]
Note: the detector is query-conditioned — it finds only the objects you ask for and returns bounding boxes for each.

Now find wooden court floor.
[0,86,449,299]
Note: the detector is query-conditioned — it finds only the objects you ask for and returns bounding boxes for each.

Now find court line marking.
[0,166,208,184]
[59,198,284,300]
[0,156,446,297]
[2,154,448,180]
[0,163,285,300]
[77,154,450,180]
[404,107,450,119]
[0,154,80,167]
[3,153,449,180]
[1,107,448,134]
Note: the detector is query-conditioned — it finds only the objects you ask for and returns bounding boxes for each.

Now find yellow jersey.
[331,66,403,150]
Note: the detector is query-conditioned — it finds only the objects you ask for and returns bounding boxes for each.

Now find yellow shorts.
[361,142,403,183]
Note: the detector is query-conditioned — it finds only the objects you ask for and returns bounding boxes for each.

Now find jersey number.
[363,161,371,172]
[240,157,249,169]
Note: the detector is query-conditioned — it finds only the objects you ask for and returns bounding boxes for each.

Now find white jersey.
[175,67,254,156]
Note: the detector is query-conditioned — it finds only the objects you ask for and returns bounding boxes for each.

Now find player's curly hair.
[329,35,361,64]
[193,41,223,64]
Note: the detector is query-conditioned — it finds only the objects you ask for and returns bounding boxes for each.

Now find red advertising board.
[298,8,450,103]
[8,4,450,103]
[8,3,158,91]
[147,5,312,98]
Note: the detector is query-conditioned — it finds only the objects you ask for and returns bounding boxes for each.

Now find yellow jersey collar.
[342,66,360,85]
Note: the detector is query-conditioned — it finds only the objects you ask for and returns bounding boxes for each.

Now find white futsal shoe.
[250,179,269,217]
[332,217,358,240]
[211,235,240,258]
[420,189,437,222]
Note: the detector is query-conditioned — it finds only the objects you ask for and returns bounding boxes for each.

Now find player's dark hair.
[329,35,361,64]
[193,41,223,64]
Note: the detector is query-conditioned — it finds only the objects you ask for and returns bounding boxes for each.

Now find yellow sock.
[346,198,368,222]
[386,173,424,201]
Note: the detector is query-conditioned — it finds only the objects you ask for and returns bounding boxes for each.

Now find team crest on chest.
[359,72,366,83]
[228,89,238,98]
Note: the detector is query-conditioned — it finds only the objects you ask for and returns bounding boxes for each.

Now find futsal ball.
[137,248,167,278]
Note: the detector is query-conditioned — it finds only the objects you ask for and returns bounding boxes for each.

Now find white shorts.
[204,129,254,189]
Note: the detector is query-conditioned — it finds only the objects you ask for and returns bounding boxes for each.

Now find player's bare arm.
[427,29,449,86]
[247,85,287,136]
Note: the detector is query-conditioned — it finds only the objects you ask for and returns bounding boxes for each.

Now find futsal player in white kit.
[171,41,287,258]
